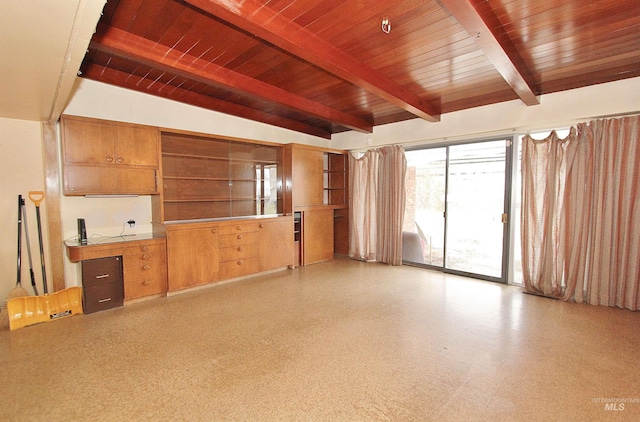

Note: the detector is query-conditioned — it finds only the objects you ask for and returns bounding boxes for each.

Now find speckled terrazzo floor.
[1,258,639,421]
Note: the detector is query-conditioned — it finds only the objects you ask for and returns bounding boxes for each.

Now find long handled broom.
[29,191,47,294]
[21,197,38,296]
[0,195,30,329]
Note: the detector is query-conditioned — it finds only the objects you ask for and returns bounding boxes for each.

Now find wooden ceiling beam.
[439,0,539,106]
[184,0,441,122]
[90,24,372,134]
[80,64,333,139]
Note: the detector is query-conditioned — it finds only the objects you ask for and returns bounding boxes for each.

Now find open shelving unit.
[159,132,282,222]
[323,152,347,206]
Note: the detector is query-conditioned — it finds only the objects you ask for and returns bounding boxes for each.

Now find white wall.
[2,76,639,295]
[332,77,640,151]
[0,118,51,299]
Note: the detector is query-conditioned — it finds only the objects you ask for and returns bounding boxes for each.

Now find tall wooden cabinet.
[284,144,349,266]
[61,115,160,195]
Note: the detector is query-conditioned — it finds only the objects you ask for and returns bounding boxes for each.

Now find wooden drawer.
[124,276,166,299]
[123,244,166,266]
[82,256,124,313]
[219,232,258,248]
[219,243,259,262]
[220,257,259,279]
[123,241,166,256]
[218,223,259,235]
[124,260,166,296]
[123,243,167,299]
[82,256,123,287]
[84,282,124,314]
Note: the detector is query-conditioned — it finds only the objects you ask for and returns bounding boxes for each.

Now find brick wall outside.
[404,166,416,233]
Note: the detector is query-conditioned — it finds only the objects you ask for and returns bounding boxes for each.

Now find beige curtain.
[521,116,640,310]
[349,150,378,261]
[349,145,407,265]
[376,145,407,265]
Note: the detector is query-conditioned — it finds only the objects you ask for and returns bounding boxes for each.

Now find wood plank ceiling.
[80,0,640,139]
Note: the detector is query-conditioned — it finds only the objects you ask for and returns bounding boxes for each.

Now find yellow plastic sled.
[7,287,83,330]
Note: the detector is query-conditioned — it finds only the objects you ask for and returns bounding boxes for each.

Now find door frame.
[404,135,517,284]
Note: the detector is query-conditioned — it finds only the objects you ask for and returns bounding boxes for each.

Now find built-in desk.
[65,234,168,302]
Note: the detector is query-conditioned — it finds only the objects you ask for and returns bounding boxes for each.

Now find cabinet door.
[63,118,117,165]
[64,165,118,195]
[115,125,159,166]
[292,148,324,207]
[116,167,157,194]
[303,209,334,265]
[167,227,220,291]
[258,218,294,271]
[63,165,156,195]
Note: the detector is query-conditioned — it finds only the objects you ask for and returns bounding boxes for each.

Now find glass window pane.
[445,141,507,278]
[404,148,446,266]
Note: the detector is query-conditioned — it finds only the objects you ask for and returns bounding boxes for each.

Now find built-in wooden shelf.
[156,131,283,222]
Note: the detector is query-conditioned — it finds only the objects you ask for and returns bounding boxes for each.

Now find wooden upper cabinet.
[62,118,117,165]
[61,115,160,195]
[284,144,348,210]
[290,145,324,208]
[113,125,159,166]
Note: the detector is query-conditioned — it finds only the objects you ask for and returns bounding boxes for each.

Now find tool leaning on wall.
[0,192,83,330]
[21,196,38,296]
[28,191,48,295]
[0,195,31,328]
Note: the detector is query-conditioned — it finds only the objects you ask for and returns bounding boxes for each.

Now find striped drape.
[521,116,639,310]
[349,145,407,265]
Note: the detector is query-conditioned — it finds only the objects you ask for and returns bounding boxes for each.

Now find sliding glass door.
[404,148,447,266]
[403,139,512,282]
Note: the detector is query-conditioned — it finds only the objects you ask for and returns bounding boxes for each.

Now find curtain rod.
[349,128,517,153]
[348,110,640,153]
[576,109,640,121]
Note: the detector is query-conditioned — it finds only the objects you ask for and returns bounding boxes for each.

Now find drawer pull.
[98,298,112,303]
[259,223,265,228]
[142,280,151,286]
[236,234,242,240]
[143,265,150,270]
[237,246,243,252]
[117,157,125,163]
[142,246,149,252]
[142,254,150,260]
[237,260,243,266]
[236,226,242,231]
[105,156,113,163]
[211,228,218,234]
[95,274,110,279]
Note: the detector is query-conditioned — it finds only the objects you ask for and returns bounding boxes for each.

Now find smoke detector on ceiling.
[381,18,391,34]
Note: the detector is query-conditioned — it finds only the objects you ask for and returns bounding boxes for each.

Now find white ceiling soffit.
[0,0,105,122]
